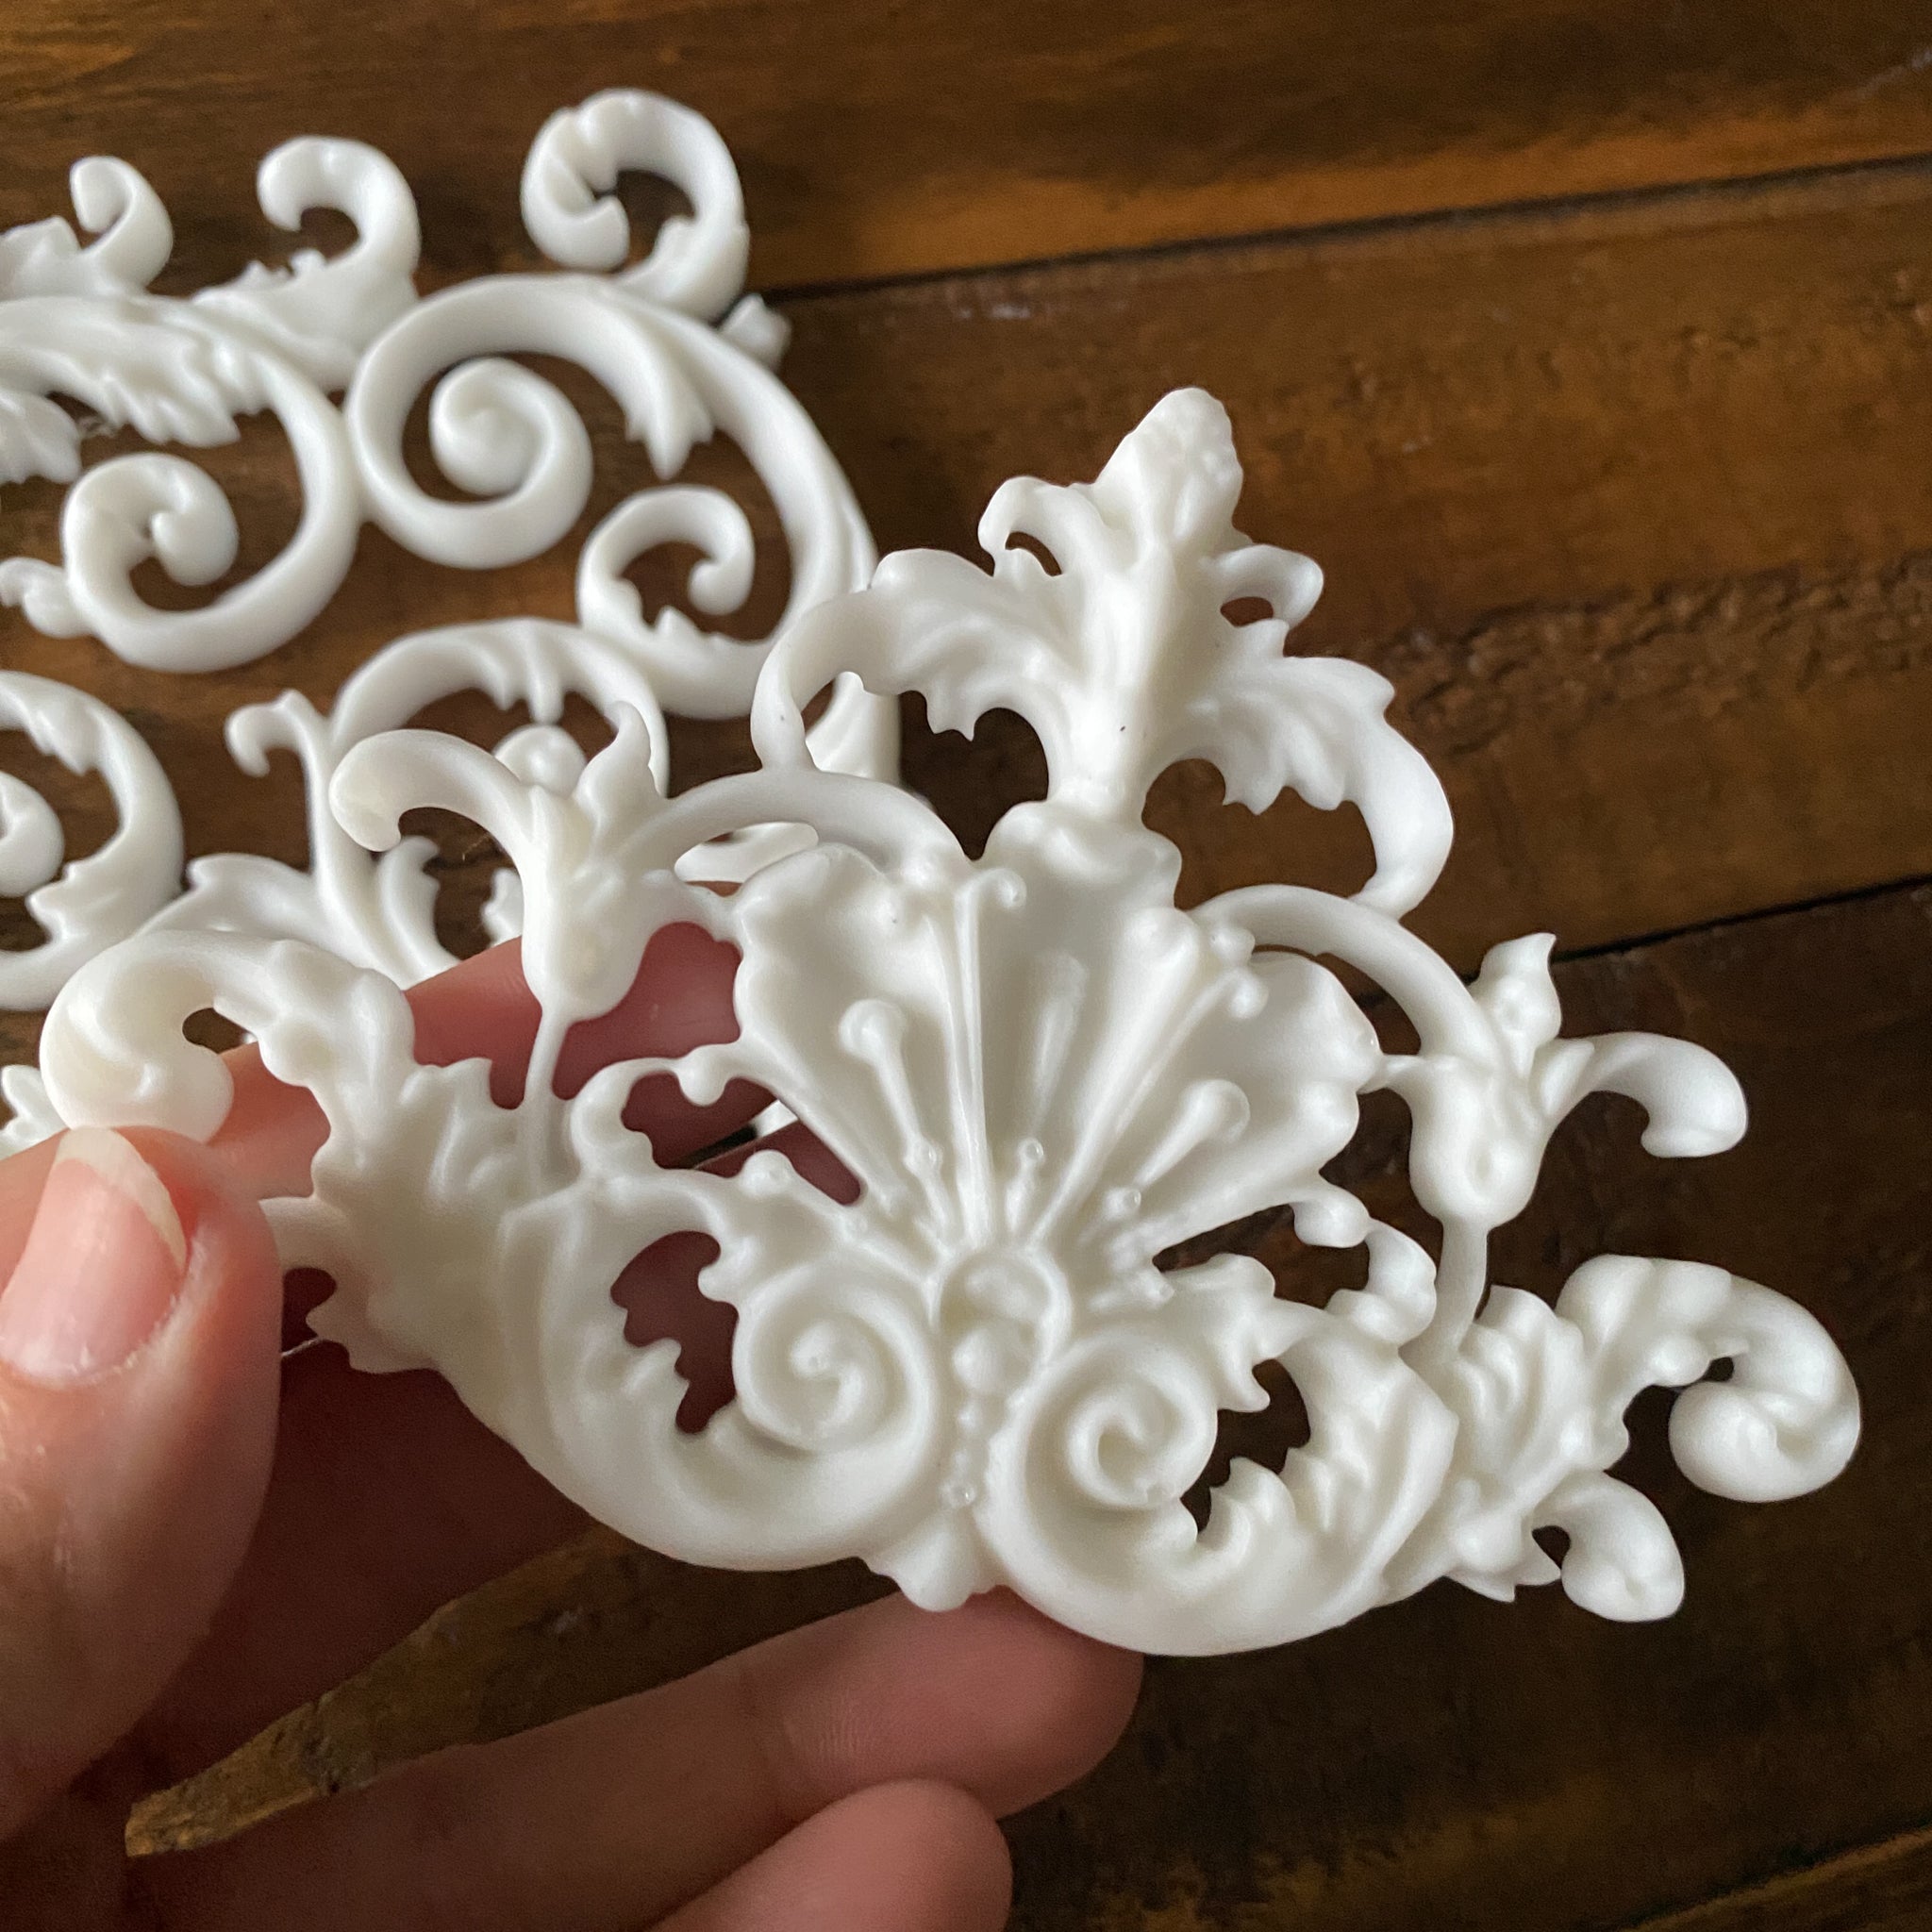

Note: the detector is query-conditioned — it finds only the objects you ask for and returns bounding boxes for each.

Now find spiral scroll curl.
[0,140,420,672]
[0,673,182,1012]
[343,91,890,772]
[982,1276,1459,1655]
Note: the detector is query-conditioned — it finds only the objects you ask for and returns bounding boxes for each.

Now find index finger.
[127,920,784,1776]
[211,922,766,1203]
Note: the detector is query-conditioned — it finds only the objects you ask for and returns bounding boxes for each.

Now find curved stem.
[1202,884,1497,1064]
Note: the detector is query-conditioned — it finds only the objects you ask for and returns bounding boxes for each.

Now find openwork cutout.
[41,392,1858,1655]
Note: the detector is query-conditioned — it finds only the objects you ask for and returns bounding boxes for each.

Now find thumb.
[0,1126,281,1839]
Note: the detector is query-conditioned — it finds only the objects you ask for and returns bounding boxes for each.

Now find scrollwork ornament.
[0,88,891,1089]
[0,671,183,1011]
[344,88,891,765]
[0,90,886,713]
[40,391,1860,1655]
[0,138,420,671]
[146,617,674,986]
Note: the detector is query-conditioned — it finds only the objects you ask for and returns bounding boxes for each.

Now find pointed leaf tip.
[1095,389,1242,550]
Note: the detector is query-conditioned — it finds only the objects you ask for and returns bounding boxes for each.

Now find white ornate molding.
[39,391,1860,1655]
[0,671,182,1010]
[149,617,673,986]
[0,91,892,1044]
[0,139,418,671]
[343,90,887,749]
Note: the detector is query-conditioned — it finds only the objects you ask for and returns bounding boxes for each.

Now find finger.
[658,1781,1010,1932]
[146,1590,1141,1932]
[214,924,761,1200]
[136,1349,586,1779]
[142,924,768,1773]
[0,1128,281,1838]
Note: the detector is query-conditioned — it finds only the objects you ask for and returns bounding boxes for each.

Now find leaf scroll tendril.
[755,389,1453,915]
[0,138,420,671]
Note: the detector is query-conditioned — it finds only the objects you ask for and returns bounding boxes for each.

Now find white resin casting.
[0,138,419,670]
[0,90,880,706]
[0,91,891,1038]
[40,391,1859,1655]
[0,672,181,1011]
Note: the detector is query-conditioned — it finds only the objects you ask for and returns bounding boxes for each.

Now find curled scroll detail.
[42,393,1859,1654]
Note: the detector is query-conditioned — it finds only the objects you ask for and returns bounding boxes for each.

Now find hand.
[0,930,1142,1929]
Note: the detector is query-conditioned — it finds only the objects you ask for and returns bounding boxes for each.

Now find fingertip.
[125,1126,286,1368]
[768,1588,1143,1826]
[0,1126,282,1832]
[0,1125,283,1389]
[67,1124,284,1565]
[842,1781,1014,1932]
[906,1591,1145,1814]
[664,1780,1012,1932]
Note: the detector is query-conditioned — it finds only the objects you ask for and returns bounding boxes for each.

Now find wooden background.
[6,4,1932,1925]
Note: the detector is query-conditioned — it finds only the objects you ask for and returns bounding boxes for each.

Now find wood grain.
[1627,1824,1932,1932]
[7,2,1932,289]
[130,879,1932,1932]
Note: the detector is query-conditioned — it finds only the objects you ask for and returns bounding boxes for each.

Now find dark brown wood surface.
[8,1,1932,286]
[6,8,1932,1929]
[7,163,1932,1008]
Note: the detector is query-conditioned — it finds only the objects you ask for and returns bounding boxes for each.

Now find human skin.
[0,929,1142,1930]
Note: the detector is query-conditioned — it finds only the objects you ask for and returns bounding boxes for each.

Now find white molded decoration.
[40,391,1859,1655]
[342,89,887,748]
[0,671,182,1010]
[148,618,672,985]
[0,89,883,715]
[0,91,891,1039]
[0,139,418,670]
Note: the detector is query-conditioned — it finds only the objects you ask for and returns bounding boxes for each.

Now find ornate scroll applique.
[0,92,891,1079]
[39,391,1859,1655]
[0,672,181,1011]
[0,140,418,671]
[342,89,888,752]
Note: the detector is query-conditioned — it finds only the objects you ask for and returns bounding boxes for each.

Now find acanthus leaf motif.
[0,140,418,672]
[0,156,172,301]
[38,390,1860,1656]
[754,389,1451,917]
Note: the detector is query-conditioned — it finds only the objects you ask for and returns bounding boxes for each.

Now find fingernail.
[0,1129,189,1386]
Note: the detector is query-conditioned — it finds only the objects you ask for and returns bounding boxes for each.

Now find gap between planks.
[762,146,1932,304]
[1615,1816,1932,1931]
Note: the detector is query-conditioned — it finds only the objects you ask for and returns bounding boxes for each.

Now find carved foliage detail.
[41,394,1860,1654]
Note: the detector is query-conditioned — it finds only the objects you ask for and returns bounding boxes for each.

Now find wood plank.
[779,163,1932,964]
[7,165,1932,1083]
[131,879,1932,1932]
[1624,1824,1932,1932]
[6,2,1932,291]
